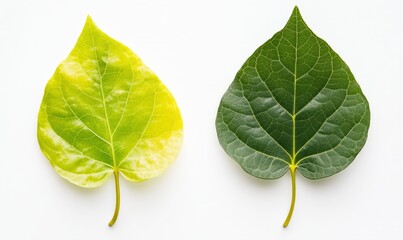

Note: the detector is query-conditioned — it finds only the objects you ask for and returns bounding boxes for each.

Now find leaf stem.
[108,169,120,227]
[283,165,296,228]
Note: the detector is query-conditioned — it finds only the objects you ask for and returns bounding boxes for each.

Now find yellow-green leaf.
[37,16,183,226]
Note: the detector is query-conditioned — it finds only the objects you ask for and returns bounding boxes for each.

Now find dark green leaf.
[215,6,370,227]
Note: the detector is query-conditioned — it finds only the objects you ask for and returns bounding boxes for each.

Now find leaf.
[37,16,183,226]
[215,6,370,227]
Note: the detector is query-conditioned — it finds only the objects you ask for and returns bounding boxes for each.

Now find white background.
[0,0,402,239]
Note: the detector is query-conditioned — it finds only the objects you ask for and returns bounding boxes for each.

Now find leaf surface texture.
[37,16,183,225]
[215,6,370,226]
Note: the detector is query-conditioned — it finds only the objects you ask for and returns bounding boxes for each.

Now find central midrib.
[89,24,117,171]
[291,11,298,167]
[99,74,117,170]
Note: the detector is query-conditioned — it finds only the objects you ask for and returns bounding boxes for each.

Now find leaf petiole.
[283,165,296,228]
[108,169,121,227]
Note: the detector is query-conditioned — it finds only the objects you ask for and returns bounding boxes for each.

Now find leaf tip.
[84,14,102,32]
[287,5,305,25]
[292,5,302,17]
[84,15,98,29]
